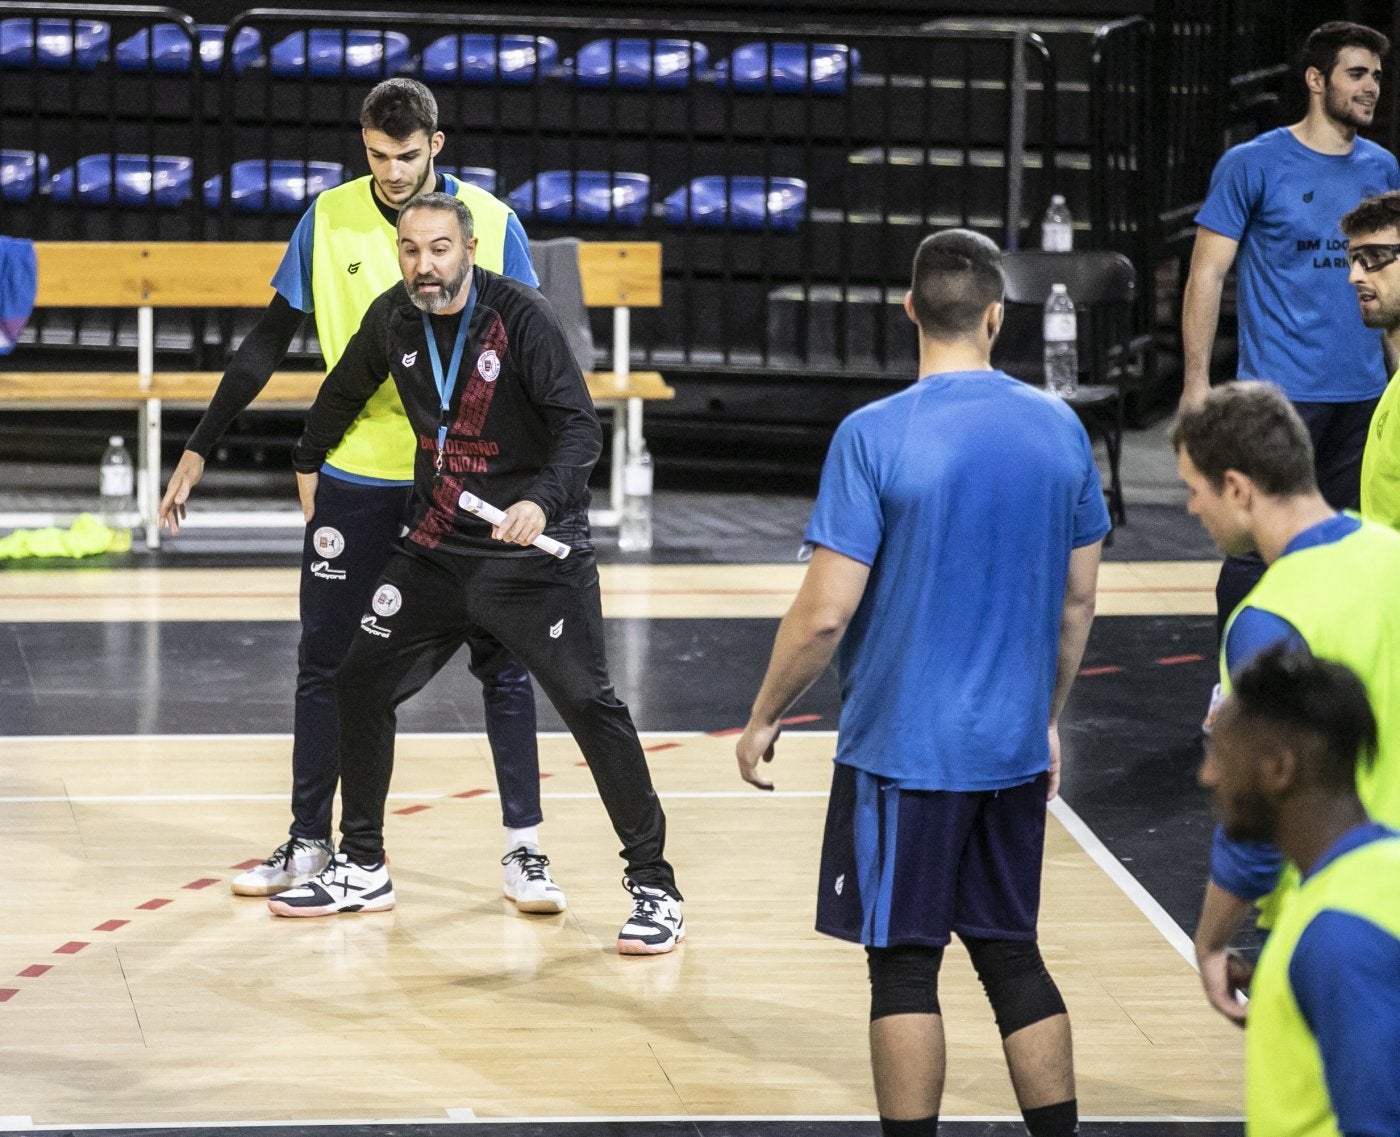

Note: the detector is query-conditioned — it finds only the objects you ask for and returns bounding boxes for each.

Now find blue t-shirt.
[1212,513,1363,898]
[1290,823,1400,1137]
[271,171,538,312]
[1195,127,1399,403]
[805,370,1111,791]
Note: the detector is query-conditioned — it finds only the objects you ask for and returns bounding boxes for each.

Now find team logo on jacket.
[372,584,402,617]
[549,618,564,639]
[478,349,501,382]
[402,350,418,367]
[348,261,361,274]
[1302,190,1314,203]
[312,527,345,558]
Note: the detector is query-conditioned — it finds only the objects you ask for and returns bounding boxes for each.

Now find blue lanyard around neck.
[421,281,476,458]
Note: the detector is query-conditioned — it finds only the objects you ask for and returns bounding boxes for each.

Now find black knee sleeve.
[866,944,945,1021]
[963,936,1066,1038]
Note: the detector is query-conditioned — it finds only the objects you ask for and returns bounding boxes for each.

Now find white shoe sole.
[505,888,567,914]
[267,894,396,918]
[231,875,302,897]
[617,926,685,955]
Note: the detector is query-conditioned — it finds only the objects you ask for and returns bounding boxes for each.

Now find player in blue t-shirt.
[736,230,1109,1137]
[1180,21,1400,636]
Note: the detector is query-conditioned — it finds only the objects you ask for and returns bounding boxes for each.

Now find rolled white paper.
[457,491,571,559]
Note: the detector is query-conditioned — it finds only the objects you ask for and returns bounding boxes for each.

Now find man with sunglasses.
[1342,191,1400,529]
[1181,21,1400,637]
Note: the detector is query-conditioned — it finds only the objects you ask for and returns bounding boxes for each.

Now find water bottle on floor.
[1041,194,1073,252]
[99,435,135,531]
[618,445,654,552]
[1043,284,1078,398]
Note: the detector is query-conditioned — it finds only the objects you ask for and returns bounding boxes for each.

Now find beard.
[1218,786,1279,844]
[1323,80,1374,131]
[1359,294,1400,333]
[408,261,470,313]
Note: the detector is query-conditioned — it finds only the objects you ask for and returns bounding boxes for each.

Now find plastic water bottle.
[1041,194,1073,252]
[618,445,654,552]
[99,435,135,530]
[1043,284,1078,398]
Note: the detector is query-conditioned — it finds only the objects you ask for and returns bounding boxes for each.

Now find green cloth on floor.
[0,513,131,559]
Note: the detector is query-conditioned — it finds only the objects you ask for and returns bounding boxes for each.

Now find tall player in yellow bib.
[1201,646,1400,1137]
[157,79,566,914]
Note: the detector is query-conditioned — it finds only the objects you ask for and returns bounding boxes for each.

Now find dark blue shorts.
[816,763,1048,948]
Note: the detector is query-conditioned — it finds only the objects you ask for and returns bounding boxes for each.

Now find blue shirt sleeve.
[268,204,318,313]
[1291,909,1400,1137]
[803,415,884,566]
[1195,144,1262,242]
[1224,605,1306,676]
[1209,824,1284,899]
[1071,422,1112,547]
[501,214,539,287]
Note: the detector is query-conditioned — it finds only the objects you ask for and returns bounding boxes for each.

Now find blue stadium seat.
[49,154,193,208]
[269,29,410,79]
[663,176,807,231]
[440,166,500,194]
[115,24,262,75]
[1,150,48,203]
[420,34,557,84]
[0,18,110,70]
[508,171,650,226]
[203,161,345,212]
[566,38,707,89]
[713,42,859,94]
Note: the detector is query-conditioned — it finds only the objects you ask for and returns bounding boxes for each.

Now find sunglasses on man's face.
[1346,243,1400,272]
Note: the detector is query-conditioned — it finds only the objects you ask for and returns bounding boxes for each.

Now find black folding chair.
[992,249,1148,527]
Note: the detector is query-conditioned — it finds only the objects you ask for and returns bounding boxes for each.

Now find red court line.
[452,788,489,799]
[93,920,129,933]
[54,942,88,955]
[183,878,219,890]
[781,714,822,725]
[707,727,744,737]
[230,858,263,871]
[575,761,588,767]
[18,965,51,978]
[136,898,172,910]
[539,772,553,780]
[394,804,431,815]
[645,742,682,752]
[0,989,17,1003]
[1157,654,1205,666]
[1079,666,1124,677]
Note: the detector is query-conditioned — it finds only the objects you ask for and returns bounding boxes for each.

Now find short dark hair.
[360,77,438,139]
[1301,21,1390,82]
[1341,189,1400,238]
[1231,644,1378,792]
[398,192,474,244]
[909,229,1004,341]
[1169,381,1316,495]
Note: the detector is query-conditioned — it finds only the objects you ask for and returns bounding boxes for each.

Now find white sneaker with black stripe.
[502,846,567,913]
[230,836,333,896]
[267,852,396,918]
[617,877,684,955]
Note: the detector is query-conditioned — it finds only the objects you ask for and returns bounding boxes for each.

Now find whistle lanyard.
[421,283,476,473]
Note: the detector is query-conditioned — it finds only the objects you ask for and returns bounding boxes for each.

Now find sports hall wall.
[0,0,1373,480]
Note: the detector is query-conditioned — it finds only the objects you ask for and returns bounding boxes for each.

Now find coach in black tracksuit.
[287,194,681,945]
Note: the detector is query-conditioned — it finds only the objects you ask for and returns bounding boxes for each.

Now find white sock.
[506,826,540,852]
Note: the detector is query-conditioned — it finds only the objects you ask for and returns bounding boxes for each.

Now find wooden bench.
[2,241,672,548]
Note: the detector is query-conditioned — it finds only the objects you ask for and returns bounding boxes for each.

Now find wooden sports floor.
[0,540,1243,1136]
